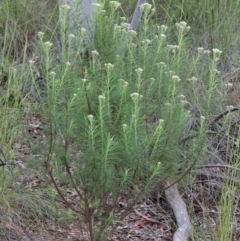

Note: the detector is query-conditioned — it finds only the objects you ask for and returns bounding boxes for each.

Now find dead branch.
[165,181,192,241]
[130,0,147,31]
[193,170,240,184]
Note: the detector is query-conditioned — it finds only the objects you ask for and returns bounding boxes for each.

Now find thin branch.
[181,106,239,142]
[44,161,82,214]
[192,170,240,184]
[197,164,240,172]
[209,106,239,125]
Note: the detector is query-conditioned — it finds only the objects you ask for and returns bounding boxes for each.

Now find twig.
[209,106,239,125]
[165,181,192,241]
[181,106,239,142]
[134,209,162,224]
[197,164,240,172]
[192,170,240,184]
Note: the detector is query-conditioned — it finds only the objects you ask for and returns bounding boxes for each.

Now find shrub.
[34,3,212,240]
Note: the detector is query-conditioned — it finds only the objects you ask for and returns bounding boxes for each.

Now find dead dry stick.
[165,181,192,241]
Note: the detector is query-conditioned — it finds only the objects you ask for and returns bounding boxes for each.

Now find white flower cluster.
[60,4,71,11]
[122,124,127,131]
[68,34,75,39]
[109,1,121,10]
[142,39,151,45]
[157,62,167,69]
[135,68,143,76]
[197,47,204,54]
[178,94,188,105]
[44,41,53,50]
[158,25,168,34]
[81,28,86,35]
[88,114,94,123]
[130,92,143,102]
[172,75,181,82]
[104,63,114,69]
[176,21,191,33]
[226,105,235,111]
[29,59,35,65]
[140,3,152,12]
[91,50,99,57]
[140,3,155,16]
[197,47,222,60]
[92,3,104,11]
[66,62,71,67]
[212,48,222,61]
[166,45,179,54]
[50,71,56,77]
[98,95,106,102]
[119,79,129,88]
[188,76,198,82]
[38,31,44,40]
[114,22,137,37]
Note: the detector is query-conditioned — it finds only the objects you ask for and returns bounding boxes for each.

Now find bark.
[165,181,192,241]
